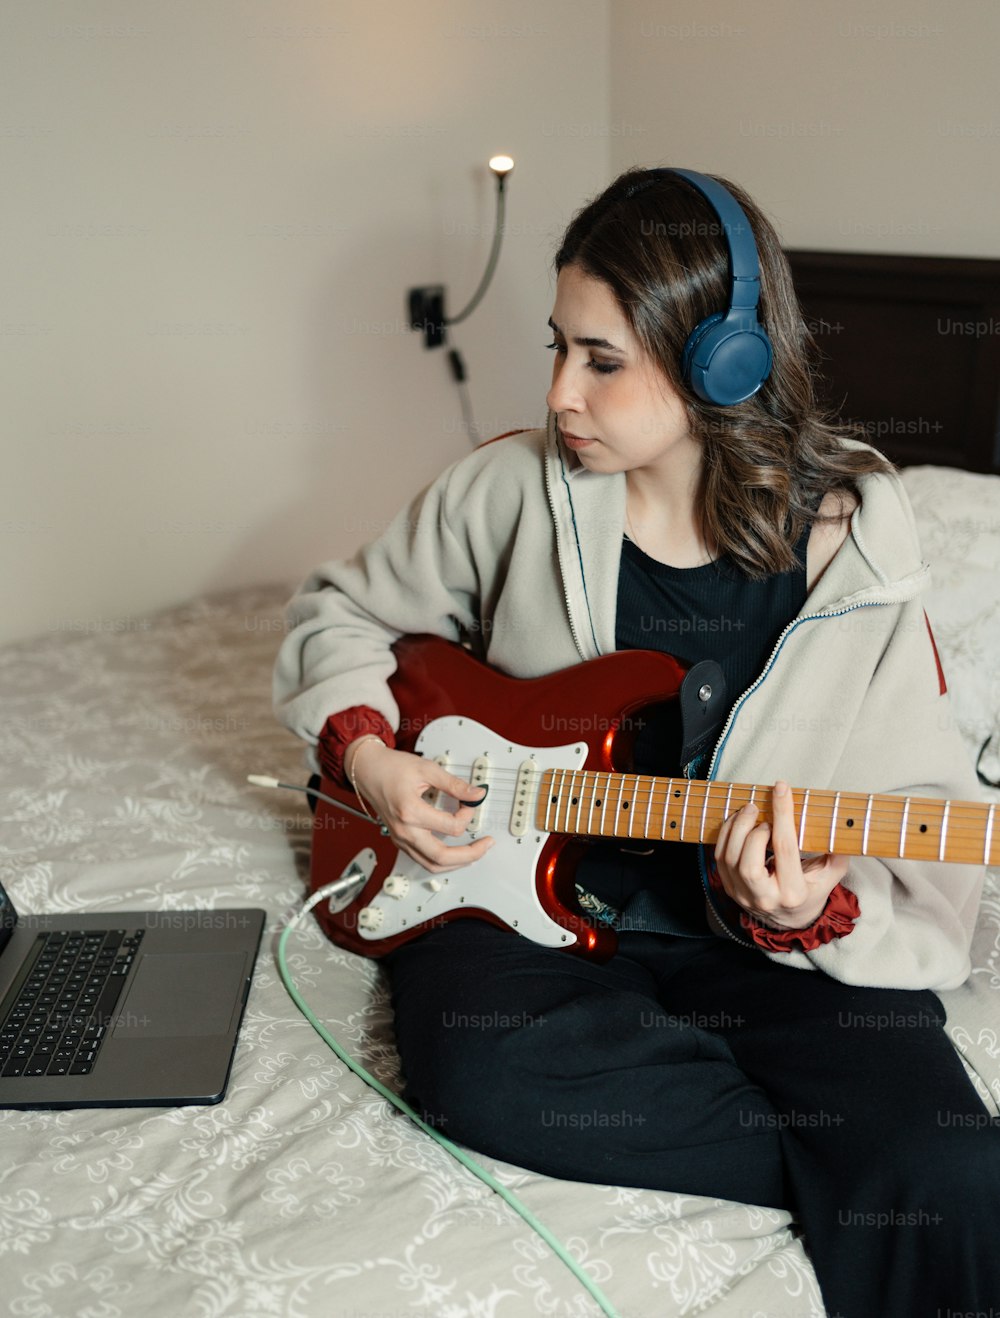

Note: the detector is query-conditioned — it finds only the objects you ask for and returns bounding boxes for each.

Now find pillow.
[898,465,1000,777]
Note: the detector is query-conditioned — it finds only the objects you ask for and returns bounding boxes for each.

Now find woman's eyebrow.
[547,316,626,354]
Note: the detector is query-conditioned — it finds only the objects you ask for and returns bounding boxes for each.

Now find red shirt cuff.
[706,862,859,952]
[739,883,860,952]
[317,706,396,787]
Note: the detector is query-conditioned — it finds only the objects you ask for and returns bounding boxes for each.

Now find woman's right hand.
[345,739,494,874]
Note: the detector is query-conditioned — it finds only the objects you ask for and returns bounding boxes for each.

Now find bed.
[3,255,1000,1318]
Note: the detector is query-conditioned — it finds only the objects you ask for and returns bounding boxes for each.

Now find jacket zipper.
[698,599,882,948]
[544,449,596,662]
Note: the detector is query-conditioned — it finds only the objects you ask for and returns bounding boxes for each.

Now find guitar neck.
[537,769,999,867]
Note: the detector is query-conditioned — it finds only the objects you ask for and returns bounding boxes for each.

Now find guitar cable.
[256,775,622,1318]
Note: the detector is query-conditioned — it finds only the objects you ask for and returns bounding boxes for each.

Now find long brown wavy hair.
[554,166,894,578]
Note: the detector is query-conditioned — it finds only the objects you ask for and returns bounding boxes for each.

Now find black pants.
[384,919,1000,1318]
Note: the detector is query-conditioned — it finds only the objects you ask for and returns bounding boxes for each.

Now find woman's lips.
[559,428,596,449]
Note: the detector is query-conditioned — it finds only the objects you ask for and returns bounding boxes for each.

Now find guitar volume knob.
[357,906,384,931]
[383,874,410,899]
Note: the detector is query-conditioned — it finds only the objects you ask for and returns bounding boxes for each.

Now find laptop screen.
[0,880,17,958]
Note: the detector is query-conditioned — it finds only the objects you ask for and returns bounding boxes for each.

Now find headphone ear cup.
[682,313,773,406]
[680,312,723,391]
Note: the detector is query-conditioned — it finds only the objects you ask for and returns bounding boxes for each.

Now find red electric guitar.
[308,634,997,961]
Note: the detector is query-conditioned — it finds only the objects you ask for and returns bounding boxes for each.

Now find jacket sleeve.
[272,461,483,772]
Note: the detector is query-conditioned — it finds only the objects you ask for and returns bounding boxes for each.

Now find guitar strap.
[677,660,728,776]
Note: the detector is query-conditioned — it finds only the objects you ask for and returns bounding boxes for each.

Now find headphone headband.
[625,167,773,405]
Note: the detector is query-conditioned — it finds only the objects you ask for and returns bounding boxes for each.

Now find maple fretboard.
[538,770,998,866]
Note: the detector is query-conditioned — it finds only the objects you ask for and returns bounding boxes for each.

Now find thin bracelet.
[346,734,385,824]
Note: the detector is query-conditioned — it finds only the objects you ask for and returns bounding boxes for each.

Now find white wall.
[609,0,1000,255]
[6,0,996,647]
[1,0,610,644]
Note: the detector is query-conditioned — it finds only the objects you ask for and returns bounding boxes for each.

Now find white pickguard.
[354,716,587,948]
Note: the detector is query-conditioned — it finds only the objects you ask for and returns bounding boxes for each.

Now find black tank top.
[617,523,811,777]
[573,520,812,936]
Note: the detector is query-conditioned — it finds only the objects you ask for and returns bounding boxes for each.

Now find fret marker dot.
[919,823,927,833]
[595,800,602,807]
[846,818,854,827]
[670,821,677,830]
[572,797,578,805]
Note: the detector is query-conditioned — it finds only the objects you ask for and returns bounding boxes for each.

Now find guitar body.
[308,635,686,960]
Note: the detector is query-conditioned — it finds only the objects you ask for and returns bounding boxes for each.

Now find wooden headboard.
[786,250,1000,473]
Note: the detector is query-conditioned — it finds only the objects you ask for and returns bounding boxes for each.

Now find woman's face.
[545,263,700,482]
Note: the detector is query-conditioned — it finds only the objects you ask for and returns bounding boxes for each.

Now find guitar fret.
[862,795,873,855]
[986,804,996,866]
[585,770,597,837]
[551,768,564,834]
[699,781,711,843]
[724,782,734,821]
[681,780,692,842]
[560,769,573,835]
[939,801,950,862]
[899,797,911,857]
[615,773,626,837]
[798,788,810,849]
[571,769,584,833]
[829,791,841,851]
[630,774,640,837]
[643,774,653,840]
[601,772,612,837]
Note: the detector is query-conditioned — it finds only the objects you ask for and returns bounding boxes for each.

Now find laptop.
[0,877,265,1109]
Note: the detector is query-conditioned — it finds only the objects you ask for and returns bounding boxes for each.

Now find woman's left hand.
[713,780,849,930]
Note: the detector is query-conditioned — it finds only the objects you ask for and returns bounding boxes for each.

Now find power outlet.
[408,285,446,348]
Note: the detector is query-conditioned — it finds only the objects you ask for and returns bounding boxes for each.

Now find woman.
[273,167,998,1316]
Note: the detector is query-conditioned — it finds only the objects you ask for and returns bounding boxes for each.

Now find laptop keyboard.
[0,928,145,1078]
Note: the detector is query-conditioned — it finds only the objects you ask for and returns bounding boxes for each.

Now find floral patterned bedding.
[1,464,997,1318]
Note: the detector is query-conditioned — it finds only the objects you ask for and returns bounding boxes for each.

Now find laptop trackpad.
[112,952,248,1038]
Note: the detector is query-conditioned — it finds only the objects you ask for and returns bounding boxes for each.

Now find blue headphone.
[627,168,773,407]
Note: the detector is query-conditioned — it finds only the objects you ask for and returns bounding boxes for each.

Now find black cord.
[447,347,480,445]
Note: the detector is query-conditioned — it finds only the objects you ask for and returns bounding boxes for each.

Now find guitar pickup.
[423,752,490,836]
[510,759,539,837]
[467,754,490,834]
[422,754,452,811]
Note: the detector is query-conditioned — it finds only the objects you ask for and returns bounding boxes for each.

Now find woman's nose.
[546,359,583,415]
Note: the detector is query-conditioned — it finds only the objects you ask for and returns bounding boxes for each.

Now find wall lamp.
[407,154,514,349]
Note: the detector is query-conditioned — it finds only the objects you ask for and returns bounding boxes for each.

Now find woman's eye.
[544,341,620,375]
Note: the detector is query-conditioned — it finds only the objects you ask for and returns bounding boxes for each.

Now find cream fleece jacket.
[274,415,984,990]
